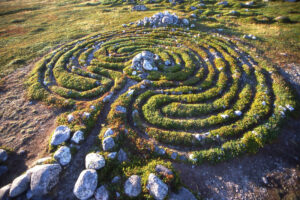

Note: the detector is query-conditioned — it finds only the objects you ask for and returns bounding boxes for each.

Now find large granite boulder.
[124,175,142,197]
[9,173,30,197]
[147,173,168,200]
[29,164,62,197]
[73,169,98,200]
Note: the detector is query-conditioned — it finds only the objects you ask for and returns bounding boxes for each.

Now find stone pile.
[135,11,189,28]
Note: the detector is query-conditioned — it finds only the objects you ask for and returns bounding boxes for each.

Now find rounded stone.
[54,146,72,166]
[124,175,142,197]
[50,125,71,146]
[73,169,98,200]
[85,153,105,170]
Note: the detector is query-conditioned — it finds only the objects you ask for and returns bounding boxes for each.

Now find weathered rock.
[182,19,189,26]
[171,152,178,160]
[50,125,71,146]
[143,60,153,70]
[29,164,62,197]
[0,149,8,162]
[54,146,72,166]
[9,173,30,197]
[107,152,117,159]
[217,1,228,6]
[104,128,114,138]
[85,153,105,170]
[147,173,168,200]
[67,114,74,123]
[169,187,197,200]
[0,184,11,200]
[132,5,148,11]
[234,110,242,116]
[71,130,85,144]
[111,176,121,184]
[116,106,126,113]
[94,185,109,200]
[73,169,98,200]
[155,165,173,176]
[102,137,115,151]
[117,149,128,163]
[124,175,142,197]
[0,165,8,176]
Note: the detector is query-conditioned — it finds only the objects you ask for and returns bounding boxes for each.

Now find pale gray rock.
[71,130,85,144]
[117,149,128,163]
[29,164,62,197]
[50,125,71,146]
[73,169,98,200]
[124,175,142,197]
[147,173,168,200]
[94,185,109,200]
[54,146,71,166]
[116,106,126,113]
[85,153,105,170]
[9,173,30,197]
[155,165,173,176]
[102,137,115,151]
[107,152,117,159]
[104,128,114,138]
[132,5,148,11]
[111,176,121,184]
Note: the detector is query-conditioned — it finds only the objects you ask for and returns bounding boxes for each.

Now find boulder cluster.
[0,164,61,199]
[135,11,189,28]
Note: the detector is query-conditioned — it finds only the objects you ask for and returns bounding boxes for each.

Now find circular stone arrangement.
[24,23,296,199]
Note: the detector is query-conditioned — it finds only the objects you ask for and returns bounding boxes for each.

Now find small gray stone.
[182,18,189,26]
[0,149,8,162]
[9,173,30,197]
[102,137,115,151]
[116,106,126,113]
[50,125,71,146]
[155,165,173,176]
[94,185,109,200]
[104,128,114,138]
[73,169,98,200]
[124,175,142,197]
[54,146,71,166]
[85,153,105,170]
[107,152,117,159]
[147,173,168,200]
[29,164,62,197]
[132,5,148,11]
[71,130,85,144]
[169,187,197,200]
[111,176,121,184]
[171,152,178,160]
[117,149,128,163]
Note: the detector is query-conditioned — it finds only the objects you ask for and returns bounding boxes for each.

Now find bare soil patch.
[0,64,60,187]
[173,117,300,200]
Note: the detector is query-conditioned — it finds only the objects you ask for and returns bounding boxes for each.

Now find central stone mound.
[131,51,159,72]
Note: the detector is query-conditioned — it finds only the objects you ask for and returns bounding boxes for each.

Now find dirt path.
[173,117,300,200]
[0,64,60,187]
[52,78,137,200]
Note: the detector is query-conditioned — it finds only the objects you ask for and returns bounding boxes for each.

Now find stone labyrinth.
[24,18,296,199]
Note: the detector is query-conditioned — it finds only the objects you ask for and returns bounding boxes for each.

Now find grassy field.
[0,0,299,77]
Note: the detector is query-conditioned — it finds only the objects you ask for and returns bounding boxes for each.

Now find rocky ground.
[0,64,60,187]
